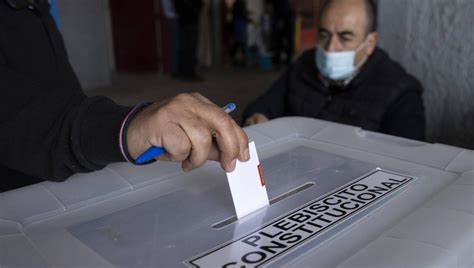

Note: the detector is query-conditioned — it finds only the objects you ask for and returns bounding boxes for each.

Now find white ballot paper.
[226,141,269,219]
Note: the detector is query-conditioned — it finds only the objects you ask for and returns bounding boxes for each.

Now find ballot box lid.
[1,117,472,267]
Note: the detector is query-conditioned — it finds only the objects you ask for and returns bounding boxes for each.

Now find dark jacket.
[0,0,131,191]
[243,47,426,141]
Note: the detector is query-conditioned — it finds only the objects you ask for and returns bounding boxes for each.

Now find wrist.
[119,102,153,164]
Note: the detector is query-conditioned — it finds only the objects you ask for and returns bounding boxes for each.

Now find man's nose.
[324,36,342,52]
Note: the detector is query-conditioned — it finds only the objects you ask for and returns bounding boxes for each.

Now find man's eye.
[319,36,329,42]
[341,36,352,42]
[318,32,329,39]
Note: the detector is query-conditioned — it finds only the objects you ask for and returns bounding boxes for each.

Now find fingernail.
[182,162,192,172]
[244,148,250,161]
[228,159,237,172]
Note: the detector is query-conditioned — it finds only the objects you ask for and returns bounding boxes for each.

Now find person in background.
[254,0,273,64]
[0,0,248,192]
[269,0,295,67]
[260,1,273,54]
[174,0,204,80]
[161,0,180,77]
[221,0,235,65]
[231,0,251,67]
[243,0,426,141]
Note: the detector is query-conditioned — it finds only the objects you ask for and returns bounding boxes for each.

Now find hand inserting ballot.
[126,93,250,172]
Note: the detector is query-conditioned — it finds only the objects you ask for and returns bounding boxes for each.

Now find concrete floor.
[87,66,280,124]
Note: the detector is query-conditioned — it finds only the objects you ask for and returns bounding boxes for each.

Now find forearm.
[0,84,130,181]
[0,2,132,181]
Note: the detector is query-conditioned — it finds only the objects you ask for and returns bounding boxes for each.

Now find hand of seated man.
[244,113,269,126]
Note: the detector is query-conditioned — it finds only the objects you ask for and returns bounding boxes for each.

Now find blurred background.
[55,0,473,149]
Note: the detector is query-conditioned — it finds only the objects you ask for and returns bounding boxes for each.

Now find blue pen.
[135,103,237,164]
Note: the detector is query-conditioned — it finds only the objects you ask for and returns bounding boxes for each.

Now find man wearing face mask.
[243,0,425,141]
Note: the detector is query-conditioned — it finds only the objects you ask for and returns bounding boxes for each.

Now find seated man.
[243,0,425,141]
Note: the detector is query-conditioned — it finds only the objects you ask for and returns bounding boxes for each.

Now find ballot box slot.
[212,182,315,229]
[269,182,315,205]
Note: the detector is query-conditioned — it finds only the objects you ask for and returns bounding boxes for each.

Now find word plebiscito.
[188,170,415,267]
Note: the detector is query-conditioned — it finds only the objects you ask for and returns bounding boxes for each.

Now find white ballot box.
[1,117,473,267]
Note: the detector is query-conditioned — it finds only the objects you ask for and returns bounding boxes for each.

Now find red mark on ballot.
[257,164,265,186]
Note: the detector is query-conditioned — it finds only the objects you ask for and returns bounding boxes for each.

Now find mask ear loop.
[354,34,372,69]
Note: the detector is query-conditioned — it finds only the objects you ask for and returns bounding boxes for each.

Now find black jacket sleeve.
[0,66,131,181]
[0,1,131,182]
[242,68,291,123]
[381,89,426,141]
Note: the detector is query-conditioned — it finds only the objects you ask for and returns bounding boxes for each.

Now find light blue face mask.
[315,41,367,81]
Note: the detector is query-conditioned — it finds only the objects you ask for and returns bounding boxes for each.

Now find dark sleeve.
[381,89,426,141]
[242,68,291,124]
[0,67,131,182]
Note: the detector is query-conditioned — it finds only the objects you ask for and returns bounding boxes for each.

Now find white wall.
[378,0,474,149]
[57,0,112,91]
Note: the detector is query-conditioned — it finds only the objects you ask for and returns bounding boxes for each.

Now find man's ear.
[365,32,378,56]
